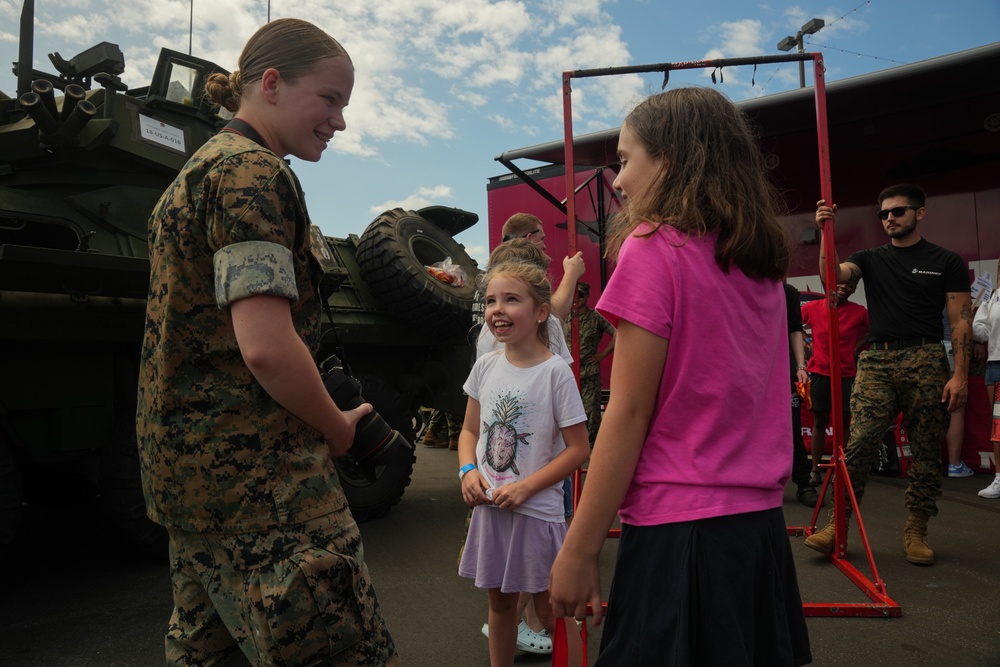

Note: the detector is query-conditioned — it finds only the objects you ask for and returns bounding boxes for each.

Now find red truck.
[487,42,1000,472]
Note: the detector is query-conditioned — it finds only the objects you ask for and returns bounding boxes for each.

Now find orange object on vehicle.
[424,256,467,287]
[425,265,455,284]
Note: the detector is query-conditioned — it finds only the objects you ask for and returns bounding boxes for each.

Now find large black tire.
[335,374,417,523]
[0,437,22,563]
[97,416,168,556]
[356,209,479,334]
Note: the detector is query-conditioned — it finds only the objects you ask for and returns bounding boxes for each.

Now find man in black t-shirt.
[804,183,972,566]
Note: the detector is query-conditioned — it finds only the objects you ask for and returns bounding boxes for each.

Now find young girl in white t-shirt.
[458,259,589,666]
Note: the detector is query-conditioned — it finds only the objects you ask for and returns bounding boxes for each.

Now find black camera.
[319,355,407,470]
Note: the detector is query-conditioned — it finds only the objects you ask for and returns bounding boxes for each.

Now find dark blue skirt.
[597,507,812,666]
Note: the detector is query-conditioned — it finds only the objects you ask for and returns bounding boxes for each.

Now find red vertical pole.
[562,71,578,262]
[563,72,583,515]
[813,53,848,555]
[563,72,582,387]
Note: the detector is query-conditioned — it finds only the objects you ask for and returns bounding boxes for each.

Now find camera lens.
[353,413,403,466]
[320,355,404,468]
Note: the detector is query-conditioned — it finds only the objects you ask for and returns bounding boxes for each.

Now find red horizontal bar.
[803,602,902,618]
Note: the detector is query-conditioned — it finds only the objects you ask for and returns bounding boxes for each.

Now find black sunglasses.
[877,205,919,220]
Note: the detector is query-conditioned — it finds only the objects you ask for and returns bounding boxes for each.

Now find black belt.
[870,337,939,350]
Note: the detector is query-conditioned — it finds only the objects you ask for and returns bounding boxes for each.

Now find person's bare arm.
[942,290,973,411]
[816,200,861,287]
[551,252,586,319]
[459,397,490,506]
[791,330,808,385]
[549,319,667,625]
[591,329,616,364]
[230,294,370,455]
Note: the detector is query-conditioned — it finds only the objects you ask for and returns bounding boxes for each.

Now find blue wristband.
[459,463,476,479]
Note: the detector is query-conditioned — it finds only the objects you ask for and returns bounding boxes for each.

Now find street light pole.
[777,18,825,88]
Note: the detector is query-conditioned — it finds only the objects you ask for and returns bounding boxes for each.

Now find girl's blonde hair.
[606,87,791,281]
[481,260,552,350]
[205,18,351,113]
[486,238,550,271]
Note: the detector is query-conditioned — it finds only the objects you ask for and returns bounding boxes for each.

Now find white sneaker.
[978,477,1000,499]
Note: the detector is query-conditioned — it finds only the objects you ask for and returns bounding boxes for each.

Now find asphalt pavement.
[2,445,999,666]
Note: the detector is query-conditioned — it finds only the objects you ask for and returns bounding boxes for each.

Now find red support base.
[787,450,902,618]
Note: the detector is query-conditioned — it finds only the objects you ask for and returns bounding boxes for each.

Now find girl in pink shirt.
[549,88,811,666]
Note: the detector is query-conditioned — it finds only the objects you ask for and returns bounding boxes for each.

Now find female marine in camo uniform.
[136,18,398,666]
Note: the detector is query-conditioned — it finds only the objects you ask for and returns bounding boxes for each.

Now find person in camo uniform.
[563,282,616,444]
[135,19,398,666]
[806,184,972,566]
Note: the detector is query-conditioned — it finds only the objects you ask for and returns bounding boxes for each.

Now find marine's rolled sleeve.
[213,240,299,309]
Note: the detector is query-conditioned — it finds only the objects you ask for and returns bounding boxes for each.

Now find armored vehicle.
[0,0,479,560]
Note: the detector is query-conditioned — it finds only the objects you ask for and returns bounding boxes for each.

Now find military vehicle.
[0,0,479,560]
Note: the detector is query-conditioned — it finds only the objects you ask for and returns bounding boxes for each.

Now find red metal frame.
[559,53,901,630]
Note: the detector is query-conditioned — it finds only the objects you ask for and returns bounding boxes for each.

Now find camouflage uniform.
[843,344,951,516]
[137,130,397,665]
[425,408,461,444]
[564,301,615,444]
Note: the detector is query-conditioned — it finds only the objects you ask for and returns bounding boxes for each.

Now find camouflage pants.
[165,508,399,667]
[580,374,603,445]
[426,409,461,439]
[841,344,950,517]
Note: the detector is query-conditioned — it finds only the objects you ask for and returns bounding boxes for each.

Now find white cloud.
[488,113,515,130]
[451,87,487,107]
[369,185,455,215]
[544,0,607,27]
[526,22,643,130]
[692,19,783,93]
[718,18,766,55]
[462,242,489,267]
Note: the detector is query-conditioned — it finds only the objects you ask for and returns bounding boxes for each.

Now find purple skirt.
[458,505,566,593]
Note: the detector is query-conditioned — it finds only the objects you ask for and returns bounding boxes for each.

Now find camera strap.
[316,283,354,377]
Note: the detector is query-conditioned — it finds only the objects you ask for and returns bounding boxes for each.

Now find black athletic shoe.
[796,485,819,508]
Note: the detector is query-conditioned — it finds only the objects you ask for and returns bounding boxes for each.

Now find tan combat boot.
[903,511,934,565]
[421,431,445,448]
[804,510,850,555]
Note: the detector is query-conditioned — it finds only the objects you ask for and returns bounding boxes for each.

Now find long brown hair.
[606,87,790,281]
[205,18,351,113]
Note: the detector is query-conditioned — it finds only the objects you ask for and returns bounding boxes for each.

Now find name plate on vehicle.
[138,114,186,153]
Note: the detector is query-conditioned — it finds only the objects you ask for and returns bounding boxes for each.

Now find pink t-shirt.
[597,223,791,526]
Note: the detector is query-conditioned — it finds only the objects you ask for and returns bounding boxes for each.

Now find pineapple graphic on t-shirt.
[483,391,531,475]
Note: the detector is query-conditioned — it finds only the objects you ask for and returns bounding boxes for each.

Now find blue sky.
[2,0,998,266]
